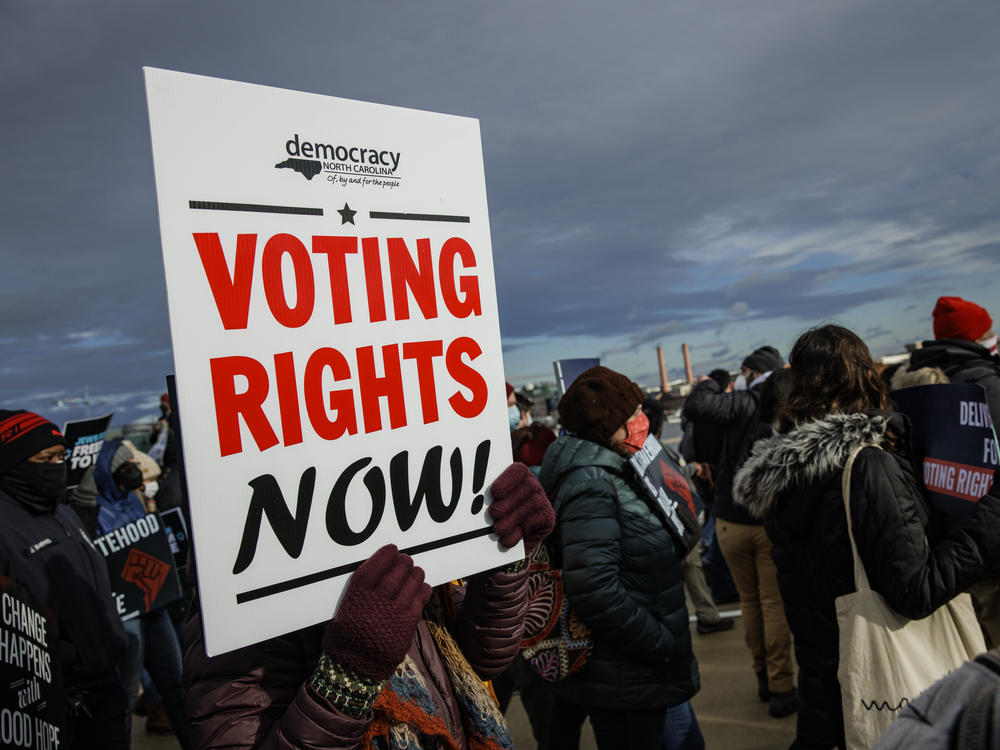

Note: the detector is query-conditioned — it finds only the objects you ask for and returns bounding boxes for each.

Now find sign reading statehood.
[93,513,182,622]
[144,68,514,656]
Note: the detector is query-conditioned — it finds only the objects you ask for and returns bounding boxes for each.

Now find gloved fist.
[322,544,432,683]
[488,463,555,554]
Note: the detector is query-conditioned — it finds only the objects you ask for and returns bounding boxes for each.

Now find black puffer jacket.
[733,412,1000,750]
[537,436,699,710]
[907,339,1000,432]
[681,378,762,524]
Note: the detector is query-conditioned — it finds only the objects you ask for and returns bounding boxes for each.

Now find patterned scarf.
[362,591,515,750]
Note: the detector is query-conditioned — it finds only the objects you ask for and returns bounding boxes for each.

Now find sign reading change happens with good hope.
[144,68,515,656]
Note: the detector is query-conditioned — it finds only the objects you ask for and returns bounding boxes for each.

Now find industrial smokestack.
[682,343,694,384]
[657,346,669,394]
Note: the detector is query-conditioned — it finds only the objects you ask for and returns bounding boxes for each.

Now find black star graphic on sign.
[337,203,357,225]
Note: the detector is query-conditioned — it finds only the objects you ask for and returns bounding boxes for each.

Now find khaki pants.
[682,546,722,624]
[716,519,795,692]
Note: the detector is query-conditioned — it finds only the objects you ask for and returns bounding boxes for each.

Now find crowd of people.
[2,294,1000,750]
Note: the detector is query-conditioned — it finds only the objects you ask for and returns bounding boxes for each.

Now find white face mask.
[733,374,748,391]
[143,480,159,499]
[979,335,998,355]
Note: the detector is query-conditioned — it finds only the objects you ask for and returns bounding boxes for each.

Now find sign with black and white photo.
[92,514,182,621]
[892,383,999,517]
[0,574,64,750]
[629,434,703,553]
[60,413,114,489]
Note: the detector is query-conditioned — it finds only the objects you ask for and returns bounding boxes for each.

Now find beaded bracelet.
[309,654,384,717]
[503,556,530,574]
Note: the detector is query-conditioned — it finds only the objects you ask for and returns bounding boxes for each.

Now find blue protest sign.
[892,383,999,517]
[553,358,600,395]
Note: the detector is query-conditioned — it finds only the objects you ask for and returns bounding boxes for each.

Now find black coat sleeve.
[682,380,757,426]
[849,447,1000,619]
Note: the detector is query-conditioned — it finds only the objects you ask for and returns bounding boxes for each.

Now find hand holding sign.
[322,544,432,684]
[487,463,555,554]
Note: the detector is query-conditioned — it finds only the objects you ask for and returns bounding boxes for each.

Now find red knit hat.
[933,296,992,341]
[0,410,67,475]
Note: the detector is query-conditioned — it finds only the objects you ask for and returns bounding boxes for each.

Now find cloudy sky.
[2,0,998,426]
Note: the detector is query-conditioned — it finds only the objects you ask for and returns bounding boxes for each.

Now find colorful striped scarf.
[363,592,515,750]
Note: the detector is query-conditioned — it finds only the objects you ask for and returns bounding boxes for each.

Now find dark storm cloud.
[959,242,1000,262]
[3,0,1000,420]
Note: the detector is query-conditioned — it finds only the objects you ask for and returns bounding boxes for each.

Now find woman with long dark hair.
[733,325,1000,750]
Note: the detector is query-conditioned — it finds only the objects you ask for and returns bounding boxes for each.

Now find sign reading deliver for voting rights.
[892,383,999,517]
[145,69,515,655]
[61,412,113,489]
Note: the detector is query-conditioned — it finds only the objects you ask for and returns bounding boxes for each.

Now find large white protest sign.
[144,68,515,656]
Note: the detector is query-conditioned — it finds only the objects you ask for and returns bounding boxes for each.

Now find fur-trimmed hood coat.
[733,412,893,521]
[732,411,1000,750]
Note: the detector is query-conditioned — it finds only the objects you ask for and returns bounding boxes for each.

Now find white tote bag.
[837,444,985,750]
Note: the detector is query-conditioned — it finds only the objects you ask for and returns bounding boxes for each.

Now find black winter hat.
[0,410,67,475]
[742,346,783,375]
[558,366,644,445]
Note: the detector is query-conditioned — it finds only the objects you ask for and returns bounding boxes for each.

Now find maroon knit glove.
[322,544,432,682]
[488,463,555,554]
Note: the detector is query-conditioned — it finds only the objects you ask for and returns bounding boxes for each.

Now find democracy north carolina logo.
[275,133,402,182]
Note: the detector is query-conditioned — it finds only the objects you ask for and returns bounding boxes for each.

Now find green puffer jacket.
[537,435,700,709]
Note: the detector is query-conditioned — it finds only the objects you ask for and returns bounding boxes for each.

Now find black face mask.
[113,463,144,491]
[0,461,67,512]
